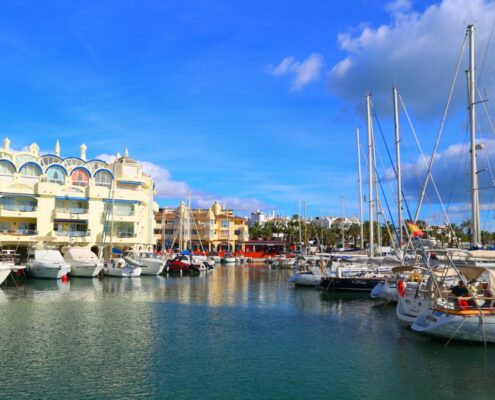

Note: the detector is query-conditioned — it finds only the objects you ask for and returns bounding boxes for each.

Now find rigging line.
[370,100,406,238]
[414,29,468,222]
[445,130,468,216]
[374,138,400,243]
[478,13,495,84]
[371,98,414,223]
[373,146,397,242]
[399,94,457,234]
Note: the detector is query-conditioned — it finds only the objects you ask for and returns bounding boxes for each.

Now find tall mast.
[393,86,403,248]
[356,128,364,249]
[366,94,374,256]
[468,24,481,247]
[340,196,345,248]
[373,125,381,253]
[298,197,302,252]
[304,200,307,253]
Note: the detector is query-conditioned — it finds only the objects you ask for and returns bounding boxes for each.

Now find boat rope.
[399,94,458,245]
[414,29,468,222]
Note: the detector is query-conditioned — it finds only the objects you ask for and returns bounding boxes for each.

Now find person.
[482,282,494,308]
[450,280,470,309]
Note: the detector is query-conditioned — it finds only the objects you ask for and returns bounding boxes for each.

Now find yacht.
[63,247,104,278]
[26,247,71,279]
[103,257,142,278]
[288,266,329,287]
[0,250,18,285]
[124,250,165,275]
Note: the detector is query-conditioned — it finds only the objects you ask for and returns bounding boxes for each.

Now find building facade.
[0,138,156,256]
[154,201,249,252]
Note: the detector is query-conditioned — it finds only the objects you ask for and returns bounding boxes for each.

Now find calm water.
[1,265,495,399]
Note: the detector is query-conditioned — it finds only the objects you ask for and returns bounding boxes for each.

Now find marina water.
[1,265,494,399]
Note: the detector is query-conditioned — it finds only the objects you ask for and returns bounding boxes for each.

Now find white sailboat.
[124,250,165,275]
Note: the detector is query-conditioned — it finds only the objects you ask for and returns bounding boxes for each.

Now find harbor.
[3,1,495,399]
[1,265,495,399]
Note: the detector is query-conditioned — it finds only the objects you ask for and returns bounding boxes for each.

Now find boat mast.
[340,195,345,249]
[366,94,374,257]
[298,197,302,252]
[393,86,403,248]
[373,126,382,254]
[468,24,481,247]
[356,128,364,249]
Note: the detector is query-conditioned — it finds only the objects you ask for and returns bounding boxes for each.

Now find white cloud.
[270,53,323,90]
[96,153,265,214]
[385,139,495,207]
[329,0,495,117]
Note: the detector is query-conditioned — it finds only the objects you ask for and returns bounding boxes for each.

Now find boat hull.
[0,267,11,285]
[103,266,142,278]
[27,263,70,279]
[319,276,385,291]
[370,281,399,302]
[412,308,495,343]
[69,263,104,277]
[140,259,165,275]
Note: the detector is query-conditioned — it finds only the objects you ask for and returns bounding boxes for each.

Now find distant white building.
[248,209,268,227]
[311,216,359,229]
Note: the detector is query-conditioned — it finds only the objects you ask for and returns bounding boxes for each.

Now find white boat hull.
[69,262,104,277]
[140,259,165,275]
[288,272,322,287]
[412,309,495,343]
[0,267,11,285]
[103,264,142,278]
[370,281,399,303]
[396,286,432,324]
[27,262,70,279]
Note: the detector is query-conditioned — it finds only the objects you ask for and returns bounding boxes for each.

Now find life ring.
[397,279,406,297]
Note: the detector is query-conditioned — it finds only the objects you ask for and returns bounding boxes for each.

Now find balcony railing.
[0,205,38,212]
[116,232,136,238]
[55,207,89,214]
[55,230,91,237]
[0,229,38,236]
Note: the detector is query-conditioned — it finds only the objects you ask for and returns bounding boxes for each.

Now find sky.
[1,0,495,229]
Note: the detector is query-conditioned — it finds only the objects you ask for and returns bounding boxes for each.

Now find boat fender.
[397,279,406,297]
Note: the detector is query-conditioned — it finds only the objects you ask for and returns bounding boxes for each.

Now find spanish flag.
[406,221,424,237]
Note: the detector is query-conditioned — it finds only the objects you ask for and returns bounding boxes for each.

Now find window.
[112,203,134,216]
[0,222,9,232]
[19,163,42,178]
[221,219,229,228]
[87,160,108,170]
[46,166,67,185]
[71,169,90,187]
[0,160,15,175]
[94,170,113,188]
[221,230,229,239]
[63,158,85,168]
[40,155,62,167]
[0,196,37,211]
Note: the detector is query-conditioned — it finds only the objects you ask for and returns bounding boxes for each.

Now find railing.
[0,205,37,212]
[55,207,89,214]
[55,230,91,237]
[0,229,38,235]
[116,232,136,238]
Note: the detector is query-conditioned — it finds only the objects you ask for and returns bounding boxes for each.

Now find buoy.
[61,274,69,283]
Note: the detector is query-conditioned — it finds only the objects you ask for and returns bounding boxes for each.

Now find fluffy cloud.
[270,53,323,90]
[96,153,265,214]
[329,0,495,117]
[385,139,495,207]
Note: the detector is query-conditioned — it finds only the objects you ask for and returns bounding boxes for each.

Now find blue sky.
[2,0,495,229]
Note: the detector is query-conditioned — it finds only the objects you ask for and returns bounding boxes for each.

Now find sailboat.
[411,25,495,344]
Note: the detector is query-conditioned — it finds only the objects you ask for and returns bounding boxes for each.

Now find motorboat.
[0,250,18,285]
[370,280,399,303]
[103,257,142,278]
[124,250,165,275]
[26,247,71,279]
[63,247,104,277]
[288,266,329,287]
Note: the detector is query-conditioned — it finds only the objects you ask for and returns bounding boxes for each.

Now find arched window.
[46,165,67,185]
[94,170,113,188]
[40,155,62,167]
[0,160,15,175]
[71,168,90,187]
[19,162,42,178]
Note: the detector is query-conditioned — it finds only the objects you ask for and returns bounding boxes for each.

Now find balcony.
[0,205,38,217]
[55,230,91,237]
[0,229,38,236]
[54,208,89,220]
